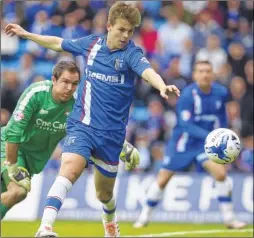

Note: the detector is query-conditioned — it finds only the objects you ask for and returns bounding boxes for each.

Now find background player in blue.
[134,61,247,230]
[5,2,180,237]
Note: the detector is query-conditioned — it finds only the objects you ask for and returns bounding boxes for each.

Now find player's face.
[107,19,135,49]
[194,64,214,89]
[52,70,79,102]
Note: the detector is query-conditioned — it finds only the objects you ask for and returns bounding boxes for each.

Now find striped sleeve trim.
[18,85,50,111]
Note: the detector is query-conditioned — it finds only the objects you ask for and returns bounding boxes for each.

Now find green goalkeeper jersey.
[2,80,74,175]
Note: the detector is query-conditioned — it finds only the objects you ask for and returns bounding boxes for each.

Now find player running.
[0,61,139,222]
[134,60,247,229]
[5,2,179,237]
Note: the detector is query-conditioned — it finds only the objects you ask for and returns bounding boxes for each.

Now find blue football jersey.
[171,82,229,152]
[61,34,151,130]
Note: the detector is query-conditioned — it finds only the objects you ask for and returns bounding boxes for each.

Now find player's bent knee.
[214,169,227,181]
[14,187,27,203]
[96,190,113,203]
[8,186,27,205]
[59,153,87,183]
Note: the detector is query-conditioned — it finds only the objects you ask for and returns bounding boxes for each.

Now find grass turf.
[1,221,253,237]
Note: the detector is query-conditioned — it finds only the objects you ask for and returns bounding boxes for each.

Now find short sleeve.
[61,36,92,56]
[127,47,151,76]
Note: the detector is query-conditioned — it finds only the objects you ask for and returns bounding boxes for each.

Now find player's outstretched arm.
[141,68,180,99]
[4,23,63,52]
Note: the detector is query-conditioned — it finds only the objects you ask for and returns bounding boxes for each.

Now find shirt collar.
[102,34,129,52]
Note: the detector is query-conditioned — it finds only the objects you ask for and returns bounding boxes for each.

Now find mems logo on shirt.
[86,69,125,84]
[35,119,66,132]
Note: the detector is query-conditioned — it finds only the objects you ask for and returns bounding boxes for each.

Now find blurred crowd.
[1,0,253,174]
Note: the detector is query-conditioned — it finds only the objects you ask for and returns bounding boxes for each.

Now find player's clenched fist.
[5,162,31,192]
[120,141,140,171]
[4,23,29,38]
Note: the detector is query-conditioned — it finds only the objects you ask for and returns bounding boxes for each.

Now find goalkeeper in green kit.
[0,61,139,219]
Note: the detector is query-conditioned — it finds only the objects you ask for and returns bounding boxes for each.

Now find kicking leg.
[134,169,175,228]
[35,153,87,237]
[203,159,247,229]
[94,167,120,237]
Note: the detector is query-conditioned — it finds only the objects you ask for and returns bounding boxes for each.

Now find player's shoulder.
[88,33,104,41]
[181,83,196,96]
[212,82,228,96]
[25,80,52,95]
[71,33,103,44]
[126,40,144,55]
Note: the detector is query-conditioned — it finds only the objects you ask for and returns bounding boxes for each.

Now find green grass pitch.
[1,221,253,237]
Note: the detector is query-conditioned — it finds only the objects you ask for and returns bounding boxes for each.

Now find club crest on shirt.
[13,110,24,121]
[114,58,124,71]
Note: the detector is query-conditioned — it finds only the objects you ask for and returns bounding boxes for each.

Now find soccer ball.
[204,128,241,164]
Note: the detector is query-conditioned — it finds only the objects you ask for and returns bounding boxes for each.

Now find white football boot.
[225,219,248,229]
[102,214,120,237]
[35,224,58,237]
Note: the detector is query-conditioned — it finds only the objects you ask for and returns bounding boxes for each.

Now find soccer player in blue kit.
[5,2,180,237]
[134,61,247,229]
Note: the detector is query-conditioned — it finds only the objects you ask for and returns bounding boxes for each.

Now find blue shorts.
[63,118,126,178]
[161,140,208,171]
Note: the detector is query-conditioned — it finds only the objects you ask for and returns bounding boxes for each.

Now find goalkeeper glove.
[120,141,140,171]
[5,162,31,192]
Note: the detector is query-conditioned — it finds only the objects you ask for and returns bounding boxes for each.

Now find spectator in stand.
[228,42,249,78]
[205,1,225,28]
[162,57,190,90]
[62,13,87,39]
[92,9,107,34]
[158,7,193,58]
[141,1,162,20]
[47,15,63,37]
[27,10,58,61]
[226,101,241,135]
[19,53,36,88]
[75,0,95,23]
[139,17,159,58]
[233,17,253,57]
[147,97,166,145]
[229,76,246,102]
[193,10,225,51]
[24,1,57,29]
[1,71,22,113]
[241,1,253,24]
[1,18,19,59]
[224,0,241,45]
[0,109,11,127]
[240,60,253,139]
[244,59,253,86]
[216,63,234,87]
[170,0,194,26]
[54,0,77,17]
[182,1,207,15]
[196,34,227,74]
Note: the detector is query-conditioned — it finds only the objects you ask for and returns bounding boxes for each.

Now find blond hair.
[108,2,141,27]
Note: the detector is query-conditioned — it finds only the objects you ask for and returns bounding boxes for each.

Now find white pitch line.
[123,228,253,237]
